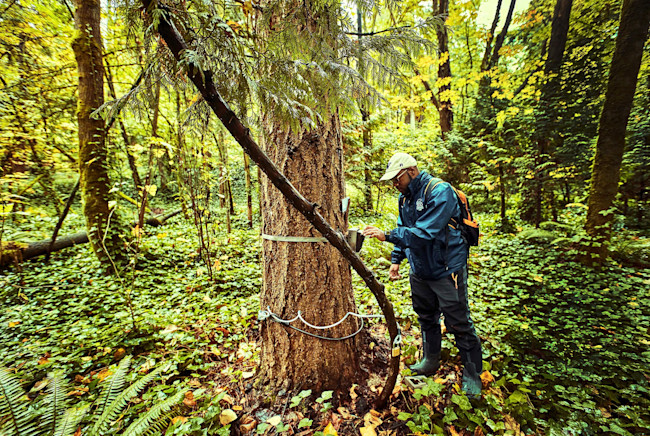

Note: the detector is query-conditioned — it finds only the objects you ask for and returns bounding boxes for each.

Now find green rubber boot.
[461,351,482,399]
[409,333,440,376]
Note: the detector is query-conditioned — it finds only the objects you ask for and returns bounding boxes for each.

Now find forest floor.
[1,207,649,435]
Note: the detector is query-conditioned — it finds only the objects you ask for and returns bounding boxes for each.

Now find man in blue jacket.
[363,152,482,398]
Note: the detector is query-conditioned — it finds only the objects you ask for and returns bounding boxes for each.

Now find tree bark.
[480,0,503,73]
[141,0,400,407]
[488,0,517,70]
[532,0,573,227]
[46,179,80,260]
[435,0,453,140]
[104,56,142,191]
[72,0,124,270]
[259,115,361,393]
[584,0,650,261]
[244,151,253,228]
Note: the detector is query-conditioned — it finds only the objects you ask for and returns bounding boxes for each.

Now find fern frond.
[41,371,72,435]
[89,362,168,436]
[94,355,132,420]
[122,390,186,436]
[141,408,183,436]
[0,368,37,436]
[52,405,88,436]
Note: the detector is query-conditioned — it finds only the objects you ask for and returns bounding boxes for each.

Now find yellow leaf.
[145,184,157,197]
[220,409,238,425]
[323,423,338,435]
[363,411,382,427]
[480,370,495,386]
[172,416,187,425]
[8,321,20,327]
[96,368,113,382]
[113,348,126,360]
[81,356,92,362]
[267,415,282,426]
[213,259,222,271]
[360,426,377,436]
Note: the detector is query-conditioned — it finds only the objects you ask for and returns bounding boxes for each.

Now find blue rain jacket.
[385,171,468,280]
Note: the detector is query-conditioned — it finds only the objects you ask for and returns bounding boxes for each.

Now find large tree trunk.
[72,0,124,270]
[142,0,400,407]
[584,0,650,262]
[258,114,362,393]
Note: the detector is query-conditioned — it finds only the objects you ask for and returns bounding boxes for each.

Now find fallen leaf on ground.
[337,407,352,419]
[220,409,237,425]
[323,422,338,435]
[360,426,377,436]
[183,391,196,408]
[480,371,495,386]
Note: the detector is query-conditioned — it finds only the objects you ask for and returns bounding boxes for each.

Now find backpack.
[420,178,480,247]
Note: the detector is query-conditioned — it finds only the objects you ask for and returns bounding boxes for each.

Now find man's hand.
[389,264,402,281]
[362,226,386,241]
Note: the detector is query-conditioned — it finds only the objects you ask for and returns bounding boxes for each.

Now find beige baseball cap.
[379,152,417,181]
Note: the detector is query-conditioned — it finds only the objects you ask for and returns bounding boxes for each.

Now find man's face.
[392,168,412,194]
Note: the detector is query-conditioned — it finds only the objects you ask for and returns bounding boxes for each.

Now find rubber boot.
[409,332,440,376]
[461,350,482,399]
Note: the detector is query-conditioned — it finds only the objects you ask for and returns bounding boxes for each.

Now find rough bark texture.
[585,0,650,260]
[141,0,400,407]
[72,0,123,269]
[258,115,362,393]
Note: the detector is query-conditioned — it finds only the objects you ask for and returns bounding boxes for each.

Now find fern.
[0,368,38,436]
[89,363,169,436]
[52,406,88,436]
[121,390,186,436]
[94,355,132,420]
[41,371,72,435]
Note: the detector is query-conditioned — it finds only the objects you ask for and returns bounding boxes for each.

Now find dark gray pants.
[410,265,482,369]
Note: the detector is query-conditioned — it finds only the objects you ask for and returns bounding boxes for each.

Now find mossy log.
[0,210,181,267]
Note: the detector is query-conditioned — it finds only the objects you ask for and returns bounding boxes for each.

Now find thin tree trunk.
[499,164,506,220]
[480,0,503,73]
[489,0,517,70]
[72,0,124,270]
[533,0,573,227]
[46,179,80,260]
[104,57,142,190]
[436,0,453,140]
[584,0,650,262]
[244,151,253,228]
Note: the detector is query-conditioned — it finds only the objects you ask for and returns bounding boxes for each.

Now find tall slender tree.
[584,0,650,262]
[72,0,124,269]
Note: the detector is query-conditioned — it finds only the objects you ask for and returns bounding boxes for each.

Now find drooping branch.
[141,0,400,408]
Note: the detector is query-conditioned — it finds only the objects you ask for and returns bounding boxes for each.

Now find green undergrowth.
[1,209,649,435]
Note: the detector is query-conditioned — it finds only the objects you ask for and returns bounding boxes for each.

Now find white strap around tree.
[261,234,328,243]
